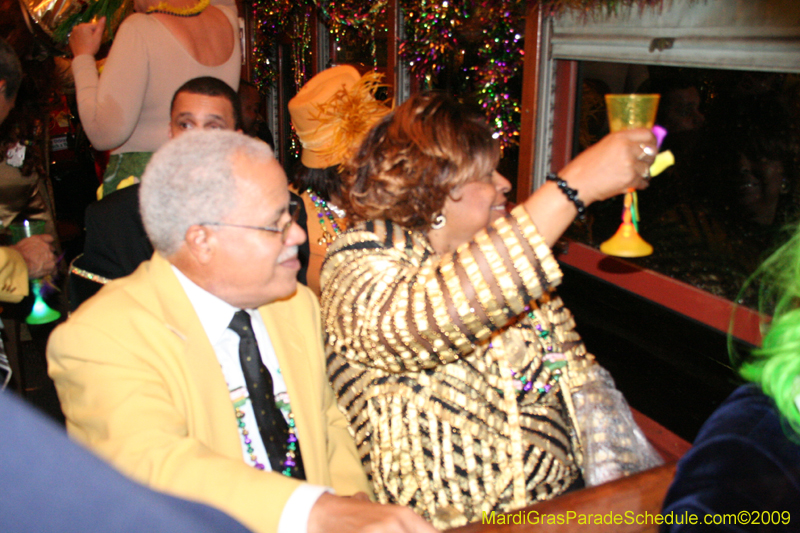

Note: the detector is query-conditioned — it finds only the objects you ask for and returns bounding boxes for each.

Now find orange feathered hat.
[288,65,392,169]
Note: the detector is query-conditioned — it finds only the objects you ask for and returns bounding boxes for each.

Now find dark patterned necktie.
[228,310,305,479]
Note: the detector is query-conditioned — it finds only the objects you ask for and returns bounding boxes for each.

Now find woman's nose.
[493,171,512,194]
[493,173,512,200]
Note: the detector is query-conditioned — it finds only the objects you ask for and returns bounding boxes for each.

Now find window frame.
[523,0,800,344]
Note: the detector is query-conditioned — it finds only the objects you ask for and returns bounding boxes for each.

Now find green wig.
[735,222,800,437]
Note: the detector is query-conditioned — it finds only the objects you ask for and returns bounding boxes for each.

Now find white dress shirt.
[173,266,329,533]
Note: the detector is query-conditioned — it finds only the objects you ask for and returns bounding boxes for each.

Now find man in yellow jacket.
[47,130,437,533]
[0,39,56,303]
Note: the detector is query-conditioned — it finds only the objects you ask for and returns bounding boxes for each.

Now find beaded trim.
[546,173,586,220]
[69,266,110,285]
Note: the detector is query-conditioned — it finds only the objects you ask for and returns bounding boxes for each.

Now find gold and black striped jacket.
[321,206,598,529]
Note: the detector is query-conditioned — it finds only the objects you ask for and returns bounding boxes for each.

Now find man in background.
[73,77,242,307]
[0,38,56,303]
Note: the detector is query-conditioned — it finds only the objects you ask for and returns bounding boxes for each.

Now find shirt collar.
[171,265,250,346]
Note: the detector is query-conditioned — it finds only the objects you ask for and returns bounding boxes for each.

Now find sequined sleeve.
[321,205,563,373]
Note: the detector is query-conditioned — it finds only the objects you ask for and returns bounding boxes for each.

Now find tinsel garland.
[313,0,387,59]
[250,0,313,91]
[250,0,315,158]
[472,1,525,151]
[248,0,668,152]
[399,0,466,79]
[475,1,526,151]
[398,0,525,151]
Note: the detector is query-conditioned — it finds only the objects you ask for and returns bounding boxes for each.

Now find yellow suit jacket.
[0,247,28,303]
[47,252,369,533]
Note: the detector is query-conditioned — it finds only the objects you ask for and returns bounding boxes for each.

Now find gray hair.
[140,130,274,256]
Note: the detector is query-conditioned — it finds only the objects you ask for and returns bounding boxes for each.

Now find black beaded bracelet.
[546,173,586,220]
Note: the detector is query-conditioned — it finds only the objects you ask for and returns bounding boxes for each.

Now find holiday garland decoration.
[471,0,527,151]
[250,0,312,92]
[250,0,316,158]
[314,0,387,64]
[399,0,466,80]
[398,0,526,151]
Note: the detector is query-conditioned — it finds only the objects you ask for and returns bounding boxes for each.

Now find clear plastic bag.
[570,365,664,486]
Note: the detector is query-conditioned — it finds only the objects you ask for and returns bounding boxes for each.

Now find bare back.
[151,6,234,67]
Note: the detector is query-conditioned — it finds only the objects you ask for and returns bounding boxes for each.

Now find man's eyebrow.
[266,203,288,222]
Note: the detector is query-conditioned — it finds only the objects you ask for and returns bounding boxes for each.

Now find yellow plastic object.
[650,150,675,177]
[605,94,660,131]
[600,223,653,257]
[600,94,660,258]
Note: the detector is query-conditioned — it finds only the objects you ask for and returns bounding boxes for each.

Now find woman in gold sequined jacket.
[321,93,662,529]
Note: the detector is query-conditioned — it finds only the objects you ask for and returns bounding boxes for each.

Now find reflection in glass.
[568,63,800,307]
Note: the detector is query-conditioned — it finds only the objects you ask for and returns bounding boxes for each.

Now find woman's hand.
[69,17,106,58]
[558,128,657,205]
[523,128,657,247]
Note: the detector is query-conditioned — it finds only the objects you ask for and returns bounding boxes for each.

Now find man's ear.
[183,224,215,264]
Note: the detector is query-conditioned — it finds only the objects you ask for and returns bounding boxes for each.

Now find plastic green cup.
[9,219,47,244]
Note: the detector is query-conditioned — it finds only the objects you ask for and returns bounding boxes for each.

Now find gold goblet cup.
[599,94,660,258]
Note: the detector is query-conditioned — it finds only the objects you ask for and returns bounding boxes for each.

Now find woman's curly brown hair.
[342,92,500,230]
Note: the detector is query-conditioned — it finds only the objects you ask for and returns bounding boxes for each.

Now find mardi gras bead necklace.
[146,0,209,17]
[307,188,343,246]
[496,306,567,396]
[526,305,566,390]
[231,386,300,477]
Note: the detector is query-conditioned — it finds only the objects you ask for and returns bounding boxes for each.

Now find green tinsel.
[313,0,387,67]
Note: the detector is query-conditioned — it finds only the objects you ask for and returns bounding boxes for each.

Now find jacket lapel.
[147,253,242,457]
[259,299,327,485]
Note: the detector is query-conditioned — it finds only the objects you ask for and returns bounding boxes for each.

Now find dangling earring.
[431,213,446,230]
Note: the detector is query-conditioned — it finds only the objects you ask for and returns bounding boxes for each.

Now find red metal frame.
[557,241,762,346]
[550,60,579,174]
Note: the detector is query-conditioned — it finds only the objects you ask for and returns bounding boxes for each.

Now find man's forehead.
[231,151,286,189]
[172,92,233,115]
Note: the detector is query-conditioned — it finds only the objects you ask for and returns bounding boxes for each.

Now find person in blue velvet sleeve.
[1,390,254,533]
[661,224,800,531]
